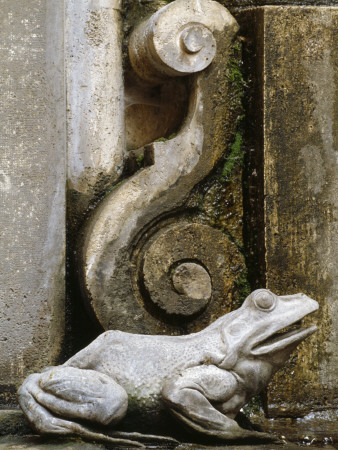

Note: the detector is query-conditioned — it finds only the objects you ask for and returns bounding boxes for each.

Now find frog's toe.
[36,416,78,435]
[241,429,284,444]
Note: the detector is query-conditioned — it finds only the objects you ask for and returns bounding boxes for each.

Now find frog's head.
[222,289,318,368]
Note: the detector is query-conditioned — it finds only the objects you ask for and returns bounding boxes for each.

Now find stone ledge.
[225,0,335,6]
[0,410,31,436]
[0,435,106,449]
[0,409,336,448]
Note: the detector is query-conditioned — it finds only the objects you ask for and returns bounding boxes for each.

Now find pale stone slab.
[66,0,125,199]
[0,0,65,401]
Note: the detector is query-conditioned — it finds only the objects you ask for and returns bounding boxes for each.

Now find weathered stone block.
[239,6,337,415]
[0,0,65,403]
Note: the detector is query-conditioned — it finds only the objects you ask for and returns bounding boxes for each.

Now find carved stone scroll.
[79,0,242,333]
[141,223,242,317]
[128,0,219,84]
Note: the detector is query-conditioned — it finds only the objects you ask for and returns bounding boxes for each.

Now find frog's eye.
[253,290,276,311]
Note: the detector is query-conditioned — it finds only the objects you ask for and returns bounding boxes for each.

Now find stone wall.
[0,0,65,405]
[236,5,338,416]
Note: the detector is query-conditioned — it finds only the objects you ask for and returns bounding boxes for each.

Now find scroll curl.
[79,0,241,333]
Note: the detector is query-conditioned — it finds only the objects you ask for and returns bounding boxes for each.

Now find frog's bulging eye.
[253,290,276,311]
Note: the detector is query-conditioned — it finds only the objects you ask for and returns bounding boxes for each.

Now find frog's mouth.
[251,320,317,356]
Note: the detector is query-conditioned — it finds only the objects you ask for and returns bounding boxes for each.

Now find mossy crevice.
[221,41,246,183]
[185,39,252,311]
[154,132,177,142]
[221,132,243,181]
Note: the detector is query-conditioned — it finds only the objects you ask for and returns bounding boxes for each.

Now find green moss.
[136,154,144,167]
[102,180,123,199]
[221,132,243,181]
[228,60,245,90]
[154,132,177,142]
[219,41,246,183]
[232,269,251,310]
[227,43,246,100]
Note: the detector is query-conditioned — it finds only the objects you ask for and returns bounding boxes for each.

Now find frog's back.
[66,330,191,374]
[65,329,220,398]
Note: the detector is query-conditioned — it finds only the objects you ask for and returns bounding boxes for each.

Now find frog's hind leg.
[18,372,78,435]
[162,365,281,443]
[18,366,128,434]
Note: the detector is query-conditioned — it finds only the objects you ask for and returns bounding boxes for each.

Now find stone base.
[0,410,31,436]
[0,409,336,448]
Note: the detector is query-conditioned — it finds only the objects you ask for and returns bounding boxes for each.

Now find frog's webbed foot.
[18,366,141,446]
[162,365,283,444]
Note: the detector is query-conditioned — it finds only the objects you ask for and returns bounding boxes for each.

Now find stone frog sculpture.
[18,289,318,446]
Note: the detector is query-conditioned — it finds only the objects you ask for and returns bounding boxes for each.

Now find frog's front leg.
[162,365,277,442]
[18,366,128,434]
